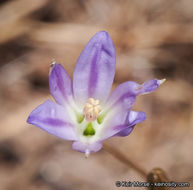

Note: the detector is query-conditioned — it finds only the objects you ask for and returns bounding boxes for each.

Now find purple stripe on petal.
[42,118,72,127]
[88,49,98,96]
[101,110,129,140]
[101,109,146,139]
[73,31,116,107]
[112,124,129,133]
[27,100,77,141]
[101,79,163,140]
[139,79,166,94]
[49,63,73,106]
[72,141,102,153]
[106,81,138,109]
[116,111,146,137]
[28,116,67,127]
[116,126,134,137]
[106,79,164,110]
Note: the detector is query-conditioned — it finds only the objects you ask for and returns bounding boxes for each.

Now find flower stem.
[103,143,147,178]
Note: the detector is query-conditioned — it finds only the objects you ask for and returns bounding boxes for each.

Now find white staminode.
[83,98,102,122]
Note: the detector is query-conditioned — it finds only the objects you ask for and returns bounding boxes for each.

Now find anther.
[83,98,102,122]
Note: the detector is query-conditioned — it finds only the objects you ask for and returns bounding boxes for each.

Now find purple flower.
[27,31,165,156]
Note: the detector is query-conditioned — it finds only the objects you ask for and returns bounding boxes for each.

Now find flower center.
[83,98,102,122]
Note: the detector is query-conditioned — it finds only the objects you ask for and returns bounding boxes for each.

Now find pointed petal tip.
[50,59,56,65]
[158,78,166,85]
[49,61,59,74]
[49,63,73,105]
[90,31,113,47]
[26,116,31,125]
[26,107,40,125]
[139,78,166,95]
[95,30,110,38]
[85,149,90,158]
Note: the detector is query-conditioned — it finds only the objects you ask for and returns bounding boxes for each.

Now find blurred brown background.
[0,0,193,189]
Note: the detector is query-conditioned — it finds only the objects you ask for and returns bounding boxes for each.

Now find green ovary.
[83,123,95,136]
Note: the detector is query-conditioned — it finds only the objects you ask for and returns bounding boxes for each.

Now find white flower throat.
[77,98,103,137]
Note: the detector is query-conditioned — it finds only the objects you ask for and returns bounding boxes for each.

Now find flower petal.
[106,79,165,110]
[49,63,73,106]
[140,78,166,94]
[72,141,102,153]
[100,79,163,140]
[101,110,146,140]
[73,31,116,107]
[128,110,146,125]
[27,100,77,141]
[116,111,146,137]
[101,109,129,140]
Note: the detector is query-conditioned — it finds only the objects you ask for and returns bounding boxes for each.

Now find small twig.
[103,143,147,178]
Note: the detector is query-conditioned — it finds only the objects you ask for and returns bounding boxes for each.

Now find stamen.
[83,98,102,122]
